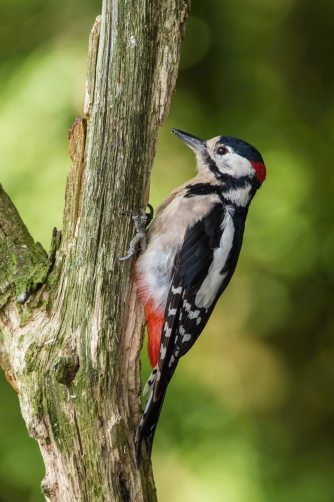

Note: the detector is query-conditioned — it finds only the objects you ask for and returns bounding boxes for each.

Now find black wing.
[135,202,246,464]
[154,203,227,398]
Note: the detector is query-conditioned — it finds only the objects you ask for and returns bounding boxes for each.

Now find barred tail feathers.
[143,366,158,395]
[136,366,177,466]
[135,381,168,466]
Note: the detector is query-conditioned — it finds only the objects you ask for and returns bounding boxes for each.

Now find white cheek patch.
[218,152,255,179]
[195,211,235,309]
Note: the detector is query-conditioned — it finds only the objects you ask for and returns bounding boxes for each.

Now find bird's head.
[171,129,266,186]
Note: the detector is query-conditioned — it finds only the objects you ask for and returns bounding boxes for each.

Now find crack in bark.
[118,471,130,502]
[72,405,88,500]
[100,10,112,151]
[93,189,106,272]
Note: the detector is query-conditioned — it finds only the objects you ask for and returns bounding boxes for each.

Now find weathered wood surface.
[0,0,190,500]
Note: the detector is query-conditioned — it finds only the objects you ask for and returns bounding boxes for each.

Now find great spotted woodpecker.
[120,129,266,465]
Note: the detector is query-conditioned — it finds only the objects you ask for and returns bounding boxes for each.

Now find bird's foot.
[118,204,154,261]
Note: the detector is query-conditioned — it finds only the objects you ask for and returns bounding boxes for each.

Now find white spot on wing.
[160,346,166,359]
[188,309,200,319]
[183,300,191,312]
[172,286,182,294]
[169,355,175,367]
[168,308,177,316]
[183,334,192,342]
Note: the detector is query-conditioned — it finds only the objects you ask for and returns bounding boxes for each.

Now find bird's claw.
[118,205,154,261]
[145,204,154,228]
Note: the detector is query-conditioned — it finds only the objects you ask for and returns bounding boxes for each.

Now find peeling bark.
[0,0,190,500]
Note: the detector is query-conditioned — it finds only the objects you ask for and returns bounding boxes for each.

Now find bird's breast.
[135,191,222,312]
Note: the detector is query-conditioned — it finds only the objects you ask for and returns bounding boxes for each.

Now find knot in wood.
[54,354,80,386]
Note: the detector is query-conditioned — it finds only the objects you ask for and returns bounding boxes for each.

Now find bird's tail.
[136,360,179,467]
[135,380,168,466]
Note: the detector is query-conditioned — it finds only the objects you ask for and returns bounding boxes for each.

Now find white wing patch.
[195,210,235,309]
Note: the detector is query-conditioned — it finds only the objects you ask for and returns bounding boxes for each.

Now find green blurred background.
[1,0,334,500]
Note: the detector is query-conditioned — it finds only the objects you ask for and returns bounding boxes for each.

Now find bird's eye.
[217,146,228,155]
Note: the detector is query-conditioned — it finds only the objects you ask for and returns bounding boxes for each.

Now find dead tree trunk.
[0,1,189,500]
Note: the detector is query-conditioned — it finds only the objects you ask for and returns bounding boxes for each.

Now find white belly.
[136,244,178,311]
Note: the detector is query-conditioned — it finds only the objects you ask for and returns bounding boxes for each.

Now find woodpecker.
[120,129,266,465]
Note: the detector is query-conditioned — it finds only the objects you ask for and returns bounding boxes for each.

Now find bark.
[0,1,190,500]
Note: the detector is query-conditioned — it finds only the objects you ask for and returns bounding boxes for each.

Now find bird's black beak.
[171,129,206,154]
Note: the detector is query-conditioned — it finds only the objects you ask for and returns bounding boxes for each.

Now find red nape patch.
[250,161,266,184]
[145,301,164,367]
